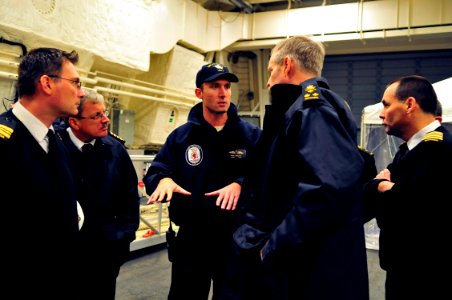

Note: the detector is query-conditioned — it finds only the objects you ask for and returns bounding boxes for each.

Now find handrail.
[129,154,155,162]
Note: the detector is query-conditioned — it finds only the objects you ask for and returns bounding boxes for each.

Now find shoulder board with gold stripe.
[0,114,16,140]
[109,130,126,144]
[0,124,13,140]
[423,131,443,142]
[303,84,320,101]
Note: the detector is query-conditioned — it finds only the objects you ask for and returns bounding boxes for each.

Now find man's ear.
[405,97,421,116]
[405,97,415,110]
[68,117,79,129]
[283,56,293,77]
[195,87,203,100]
[39,75,54,95]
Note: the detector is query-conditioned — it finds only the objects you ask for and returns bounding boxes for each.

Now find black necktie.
[397,142,409,161]
[81,143,94,153]
[47,129,57,156]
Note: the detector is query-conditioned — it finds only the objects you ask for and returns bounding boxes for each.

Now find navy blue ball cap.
[196,63,239,88]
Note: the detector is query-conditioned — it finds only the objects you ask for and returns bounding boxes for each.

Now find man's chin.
[98,128,109,137]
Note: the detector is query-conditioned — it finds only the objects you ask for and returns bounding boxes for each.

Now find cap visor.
[206,73,239,83]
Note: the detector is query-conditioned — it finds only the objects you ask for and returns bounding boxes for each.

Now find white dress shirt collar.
[407,120,441,150]
[12,101,53,152]
[67,127,94,152]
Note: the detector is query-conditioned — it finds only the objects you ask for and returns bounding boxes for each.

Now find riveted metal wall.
[323,49,452,129]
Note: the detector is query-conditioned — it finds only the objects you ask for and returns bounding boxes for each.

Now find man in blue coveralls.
[144,63,261,300]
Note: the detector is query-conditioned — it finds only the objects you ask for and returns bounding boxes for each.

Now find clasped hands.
[375,168,395,192]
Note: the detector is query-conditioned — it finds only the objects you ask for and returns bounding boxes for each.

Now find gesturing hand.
[204,182,241,211]
[147,177,191,204]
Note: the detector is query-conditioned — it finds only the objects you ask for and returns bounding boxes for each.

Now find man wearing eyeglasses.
[0,47,84,299]
[57,87,140,300]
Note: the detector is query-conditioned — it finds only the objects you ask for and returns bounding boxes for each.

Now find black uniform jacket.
[234,78,369,300]
[59,130,140,245]
[363,126,452,298]
[0,109,80,298]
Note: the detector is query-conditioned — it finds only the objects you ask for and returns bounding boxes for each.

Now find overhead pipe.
[94,86,199,108]
[0,37,26,102]
[0,58,19,69]
[0,70,18,80]
[0,55,198,108]
[95,76,198,103]
[358,0,366,45]
[95,71,195,98]
[286,0,291,38]
[407,0,412,42]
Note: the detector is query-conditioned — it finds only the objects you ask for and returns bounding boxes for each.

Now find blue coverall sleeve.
[143,137,175,195]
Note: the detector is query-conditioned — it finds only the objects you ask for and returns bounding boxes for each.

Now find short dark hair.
[435,100,443,118]
[17,47,79,97]
[391,75,438,115]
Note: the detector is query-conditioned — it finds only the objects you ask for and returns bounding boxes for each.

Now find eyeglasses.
[76,110,109,121]
[48,75,82,89]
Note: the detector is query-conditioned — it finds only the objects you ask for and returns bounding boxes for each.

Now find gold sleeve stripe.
[423,131,443,142]
[0,124,13,139]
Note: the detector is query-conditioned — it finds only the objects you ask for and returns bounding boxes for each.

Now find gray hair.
[77,87,105,117]
[271,35,325,76]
